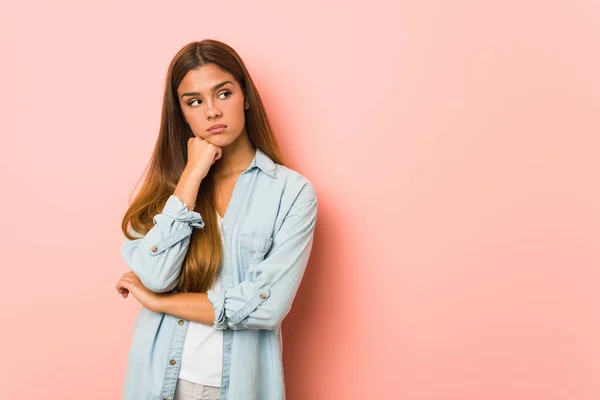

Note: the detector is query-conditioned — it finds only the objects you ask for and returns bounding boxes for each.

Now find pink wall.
[1,1,599,398]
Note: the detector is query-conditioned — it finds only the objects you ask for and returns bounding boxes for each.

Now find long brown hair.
[121,39,285,293]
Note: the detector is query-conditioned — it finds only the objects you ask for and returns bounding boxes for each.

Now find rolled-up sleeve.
[207,189,318,330]
[120,195,204,293]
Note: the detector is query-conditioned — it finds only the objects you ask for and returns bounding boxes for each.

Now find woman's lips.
[207,124,227,134]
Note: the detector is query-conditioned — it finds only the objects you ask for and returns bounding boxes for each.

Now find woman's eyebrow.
[180,80,233,99]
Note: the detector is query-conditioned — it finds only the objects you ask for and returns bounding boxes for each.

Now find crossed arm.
[120,188,318,330]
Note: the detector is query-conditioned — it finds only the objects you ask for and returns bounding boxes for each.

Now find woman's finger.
[117,279,132,290]
[117,280,131,298]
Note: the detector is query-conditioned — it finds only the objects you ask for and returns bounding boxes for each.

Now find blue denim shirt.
[120,148,318,400]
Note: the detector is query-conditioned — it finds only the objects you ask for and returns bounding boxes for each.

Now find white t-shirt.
[178,212,224,387]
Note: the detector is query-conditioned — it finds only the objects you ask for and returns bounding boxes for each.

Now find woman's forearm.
[156,292,215,325]
[173,166,205,211]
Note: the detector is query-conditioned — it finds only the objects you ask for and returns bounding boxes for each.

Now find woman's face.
[177,63,249,147]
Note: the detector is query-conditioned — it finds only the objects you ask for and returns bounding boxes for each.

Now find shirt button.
[178,319,185,326]
[151,245,158,252]
[169,359,176,365]
[259,292,267,299]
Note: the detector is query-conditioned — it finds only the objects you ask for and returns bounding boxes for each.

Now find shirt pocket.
[239,233,273,274]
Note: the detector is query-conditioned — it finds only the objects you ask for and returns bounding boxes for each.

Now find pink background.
[1,1,600,399]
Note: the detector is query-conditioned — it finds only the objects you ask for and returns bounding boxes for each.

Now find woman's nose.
[206,103,221,119]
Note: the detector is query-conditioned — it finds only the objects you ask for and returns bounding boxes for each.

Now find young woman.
[115,39,318,400]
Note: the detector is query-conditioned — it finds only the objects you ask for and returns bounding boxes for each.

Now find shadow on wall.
[281,195,352,399]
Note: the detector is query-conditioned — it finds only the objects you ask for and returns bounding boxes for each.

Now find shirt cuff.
[156,195,205,228]
[207,289,228,329]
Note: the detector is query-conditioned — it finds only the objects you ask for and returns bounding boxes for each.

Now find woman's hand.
[116,271,161,312]
[187,136,222,179]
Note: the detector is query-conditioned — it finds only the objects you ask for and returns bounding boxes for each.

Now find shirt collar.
[245,147,277,178]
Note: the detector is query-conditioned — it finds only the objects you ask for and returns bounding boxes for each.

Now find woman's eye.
[218,90,232,99]
[187,91,231,107]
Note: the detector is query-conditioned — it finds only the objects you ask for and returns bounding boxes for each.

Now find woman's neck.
[211,134,256,178]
